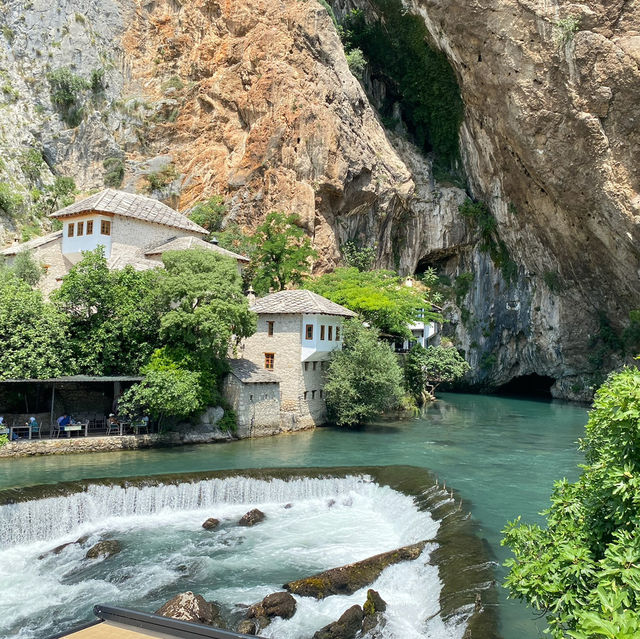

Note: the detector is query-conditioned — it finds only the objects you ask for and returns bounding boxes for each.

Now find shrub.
[341,240,376,271]
[90,68,105,93]
[453,272,474,306]
[146,164,178,192]
[346,48,366,79]
[12,251,44,286]
[47,67,88,109]
[543,270,563,293]
[554,16,580,45]
[19,148,44,183]
[0,183,24,216]
[189,196,227,233]
[103,156,125,188]
[325,320,404,426]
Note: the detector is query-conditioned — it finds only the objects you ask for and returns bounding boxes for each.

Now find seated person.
[26,416,39,427]
[57,414,71,428]
[107,414,119,427]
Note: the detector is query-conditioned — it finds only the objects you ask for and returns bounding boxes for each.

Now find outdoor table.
[63,424,83,438]
[10,424,31,440]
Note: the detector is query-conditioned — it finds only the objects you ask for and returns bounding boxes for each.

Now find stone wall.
[223,376,282,438]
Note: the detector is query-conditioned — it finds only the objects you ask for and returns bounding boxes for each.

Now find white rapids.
[0,475,466,639]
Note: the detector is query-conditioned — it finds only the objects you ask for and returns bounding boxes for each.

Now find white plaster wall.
[300,314,344,361]
[61,214,113,259]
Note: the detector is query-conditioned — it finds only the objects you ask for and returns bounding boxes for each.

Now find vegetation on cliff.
[341,1,463,177]
[503,366,640,638]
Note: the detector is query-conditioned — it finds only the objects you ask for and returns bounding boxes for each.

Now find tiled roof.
[49,189,208,235]
[250,289,357,317]
[0,230,62,256]
[145,236,250,262]
[228,358,281,384]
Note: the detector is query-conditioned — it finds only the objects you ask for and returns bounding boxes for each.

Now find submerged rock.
[284,541,428,598]
[236,619,257,635]
[156,591,224,627]
[312,605,364,639]
[239,509,265,527]
[248,591,297,621]
[85,540,121,560]
[39,534,90,559]
[202,517,220,530]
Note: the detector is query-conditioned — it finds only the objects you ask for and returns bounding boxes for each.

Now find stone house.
[225,289,356,434]
[0,188,249,295]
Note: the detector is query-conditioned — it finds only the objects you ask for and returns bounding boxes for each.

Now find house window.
[304,362,309,371]
[312,390,316,399]
[305,324,313,340]
[313,361,317,371]
[77,221,84,236]
[328,326,333,341]
[320,390,323,399]
[303,391,308,400]
[320,325,325,340]
[267,321,274,336]
[86,220,94,235]
[264,353,275,370]
[250,394,254,402]
[336,326,341,341]
[100,220,111,236]
[67,222,74,237]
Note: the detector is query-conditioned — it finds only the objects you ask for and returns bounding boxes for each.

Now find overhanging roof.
[0,375,143,384]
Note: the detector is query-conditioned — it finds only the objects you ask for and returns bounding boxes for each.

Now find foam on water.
[0,475,466,639]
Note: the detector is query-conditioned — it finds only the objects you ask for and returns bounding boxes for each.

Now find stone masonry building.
[225,289,356,436]
[0,189,249,295]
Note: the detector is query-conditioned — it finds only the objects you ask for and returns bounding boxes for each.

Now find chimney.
[209,236,219,245]
[246,286,256,305]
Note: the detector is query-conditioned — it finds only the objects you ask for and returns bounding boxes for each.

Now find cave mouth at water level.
[494,374,555,399]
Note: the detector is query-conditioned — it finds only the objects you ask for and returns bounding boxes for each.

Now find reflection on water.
[0,393,588,639]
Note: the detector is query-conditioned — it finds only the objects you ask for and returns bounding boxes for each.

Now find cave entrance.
[494,374,555,399]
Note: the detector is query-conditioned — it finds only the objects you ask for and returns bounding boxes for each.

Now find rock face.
[156,591,224,627]
[247,591,297,621]
[85,539,121,559]
[239,508,265,527]
[284,541,427,598]
[313,604,364,639]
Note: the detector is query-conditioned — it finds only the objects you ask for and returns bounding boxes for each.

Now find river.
[0,392,588,638]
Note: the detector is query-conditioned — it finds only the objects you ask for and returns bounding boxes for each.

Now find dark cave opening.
[494,374,555,399]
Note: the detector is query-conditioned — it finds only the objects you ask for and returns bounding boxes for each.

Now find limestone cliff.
[0,0,639,398]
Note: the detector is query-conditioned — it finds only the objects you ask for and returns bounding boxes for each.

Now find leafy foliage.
[324,320,404,426]
[37,176,76,217]
[502,367,640,638]
[0,270,72,380]
[12,251,44,286]
[189,196,227,233]
[158,249,256,359]
[405,344,470,402]
[19,148,44,183]
[103,157,125,188]
[251,212,317,294]
[346,48,367,79]
[307,267,441,338]
[341,240,377,271]
[47,67,89,127]
[342,0,463,174]
[0,183,25,217]
[53,248,162,376]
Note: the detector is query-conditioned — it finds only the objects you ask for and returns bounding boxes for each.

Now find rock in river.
[248,591,297,621]
[239,508,265,527]
[284,541,427,598]
[202,517,220,530]
[156,591,224,627]
[312,605,364,639]
[85,540,121,560]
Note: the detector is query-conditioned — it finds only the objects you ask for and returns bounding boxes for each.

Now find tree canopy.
[405,343,470,403]
[0,270,72,380]
[502,367,640,639]
[251,212,317,294]
[306,267,441,338]
[324,320,404,426]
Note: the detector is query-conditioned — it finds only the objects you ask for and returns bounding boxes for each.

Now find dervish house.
[0,188,249,295]
[224,289,356,436]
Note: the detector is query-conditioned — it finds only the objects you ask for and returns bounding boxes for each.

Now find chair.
[30,422,41,439]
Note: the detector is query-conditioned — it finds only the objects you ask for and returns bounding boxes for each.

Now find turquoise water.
[0,393,588,638]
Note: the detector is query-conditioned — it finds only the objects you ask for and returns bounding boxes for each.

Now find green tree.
[341,240,377,271]
[53,248,162,375]
[12,251,44,286]
[37,176,76,217]
[118,356,204,430]
[157,248,256,359]
[251,212,317,294]
[502,367,640,638]
[0,270,72,379]
[188,196,227,233]
[324,320,404,426]
[405,343,469,403]
[307,267,441,338]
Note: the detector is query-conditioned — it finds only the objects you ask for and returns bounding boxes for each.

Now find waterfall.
[0,475,375,546]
